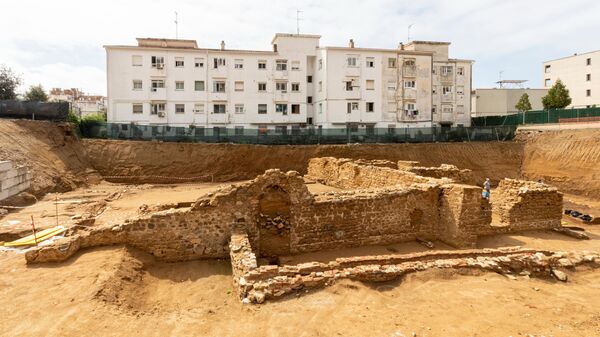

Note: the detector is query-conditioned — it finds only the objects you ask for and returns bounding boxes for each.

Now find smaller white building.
[471,88,548,117]
[543,50,599,108]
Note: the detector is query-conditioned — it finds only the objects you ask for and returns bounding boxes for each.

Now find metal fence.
[472,107,600,126]
[80,122,517,145]
[0,100,69,121]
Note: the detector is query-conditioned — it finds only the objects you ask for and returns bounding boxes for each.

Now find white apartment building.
[105,34,473,132]
[543,50,599,108]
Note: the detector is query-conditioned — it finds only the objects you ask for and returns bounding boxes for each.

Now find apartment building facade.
[105,34,472,131]
[543,50,599,108]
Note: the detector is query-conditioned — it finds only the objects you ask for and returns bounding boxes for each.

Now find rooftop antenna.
[174,11,179,39]
[407,23,415,42]
[498,71,504,87]
[296,9,303,34]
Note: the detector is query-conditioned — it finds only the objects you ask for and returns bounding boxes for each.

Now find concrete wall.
[0,161,31,201]
[471,88,548,117]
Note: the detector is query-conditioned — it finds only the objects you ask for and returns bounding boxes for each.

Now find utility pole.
[407,23,414,42]
[174,12,179,39]
[296,9,303,35]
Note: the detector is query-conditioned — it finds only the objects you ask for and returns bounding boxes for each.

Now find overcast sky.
[1,0,599,96]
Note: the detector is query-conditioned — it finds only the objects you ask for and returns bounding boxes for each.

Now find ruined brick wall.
[486,179,563,233]
[306,157,431,189]
[291,185,442,252]
[398,162,474,185]
[438,184,491,247]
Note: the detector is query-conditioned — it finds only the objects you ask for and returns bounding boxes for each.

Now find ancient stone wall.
[306,157,432,189]
[399,163,474,185]
[0,161,31,201]
[487,179,563,233]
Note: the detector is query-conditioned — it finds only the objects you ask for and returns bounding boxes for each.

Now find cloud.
[0,0,599,94]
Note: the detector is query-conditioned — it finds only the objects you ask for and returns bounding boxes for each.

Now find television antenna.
[174,12,179,39]
[408,23,415,42]
[296,9,303,34]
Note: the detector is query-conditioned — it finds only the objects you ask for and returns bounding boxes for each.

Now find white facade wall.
[471,88,548,117]
[543,50,599,108]
[106,34,473,130]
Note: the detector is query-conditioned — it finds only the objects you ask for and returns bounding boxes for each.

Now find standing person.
[482,178,491,200]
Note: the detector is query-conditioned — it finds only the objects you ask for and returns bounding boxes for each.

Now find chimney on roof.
[273,43,278,52]
[220,40,225,50]
[349,39,355,48]
[398,42,404,50]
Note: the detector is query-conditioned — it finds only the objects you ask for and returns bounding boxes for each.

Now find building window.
[213,58,226,68]
[545,65,551,73]
[194,58,204,68]
[318,103,323,114]
[213,104,226,114]
[319,81,323,92]
[318,59,323,70]
[291,61,300,70]
[194,81,205,91]
[307,75,313,83]
[366,57,375,68]
[405,103,417,116]
[132,80,143,90]
[234,81,244,92]
[441,66,453,76]
[234,59,243,69]
[347,56,358,67]
[151,56,164,68]
[175,57,184,67]
[545,79,551,87]
[387,81,396,91]
[276,82,287,92]
[432,66,437,75]
[432,86,437,95]
[442,105,453,113]
[457,67,464,75]
[193,103,204,114]
[258,82,267,92]
[235,104,244,114]
[456,86,464,95]
[132,103,143,114]
[587,74,591,81]
[132,55,143,66]
[347,102,359,113]
[307,96,313,103]
[151,80,165,89]
[366,80,375,90]
[307,117,313,125]
[442,86,452,95]
[345,81,353,91]
[175,104,185,113]
[276,60,288,71]
[258,104,267,114]
[150,103,165,115]
[404,80,416,88]
[213,81,226,93]
[175,81,185,91]
[366,102,374,112]
[291,83,300,92]
[587,58,592,66]
[432,105,437,114]
[388,58,397,68]
[291,104,300,114]
[587,89,592,97]
[275,104,288,114]
[258,60,267,69]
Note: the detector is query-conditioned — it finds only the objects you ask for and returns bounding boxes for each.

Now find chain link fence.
[80,122,517,144]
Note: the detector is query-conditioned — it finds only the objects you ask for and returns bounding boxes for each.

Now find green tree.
[542,79,572,109]
[23,84,48,102]
[0,64,22,100]
[515,93,532,112]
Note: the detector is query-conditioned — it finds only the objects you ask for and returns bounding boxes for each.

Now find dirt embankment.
[0,120,100,198]
[82,140,524,186]
[521,129,600,197]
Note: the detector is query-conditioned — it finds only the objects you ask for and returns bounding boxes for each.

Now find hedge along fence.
[0,100,70,121]
[471,107,600,126]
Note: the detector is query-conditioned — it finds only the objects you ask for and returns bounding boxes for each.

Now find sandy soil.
[1,246,600,337]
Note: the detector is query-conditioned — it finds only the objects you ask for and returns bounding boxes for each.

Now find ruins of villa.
[25,157,567,303]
